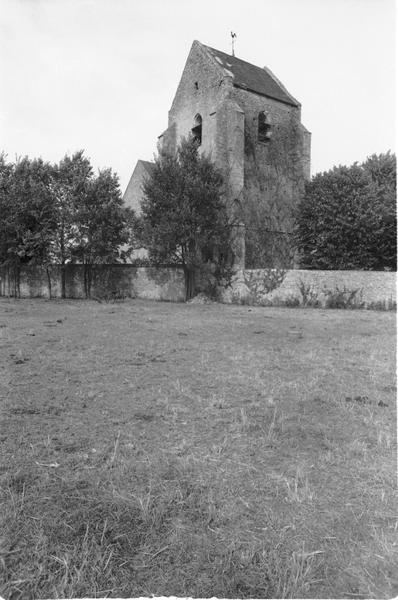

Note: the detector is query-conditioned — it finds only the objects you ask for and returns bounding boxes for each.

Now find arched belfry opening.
[191,114,202,145]
[258,111,272,143]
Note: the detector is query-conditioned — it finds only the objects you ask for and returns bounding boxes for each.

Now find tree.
[50,151,131,298]
[0,154,18,294]
[137,138,230,299]
[294,153,396,270]
[72,167,132,297]
[0,150,132,298]
[51,151,93,297]
[0,155,56,296]
[0,154,14,259]
[362,152,396,270]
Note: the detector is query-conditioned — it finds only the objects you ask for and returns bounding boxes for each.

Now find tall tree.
[295,153,396,270]
[0,154,18,294]
[50,151,93,297]
[0,154,15,263]
[72,167,132,297]
[362,152,396,270]
[0,155,56,296]
[0,150,131,298]
[137,138,229,299]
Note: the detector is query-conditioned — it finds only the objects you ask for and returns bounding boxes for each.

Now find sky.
[0,0,396,193]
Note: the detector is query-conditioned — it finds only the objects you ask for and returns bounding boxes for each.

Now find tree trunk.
[5,265,21,298]
[13,264,21,298]
[46,266,52,299]
[87,266,90,299]
[184,267,196,301]
[60,225,66,298]
[83,263,92,299]
[83,264,88,299]
[87,264,93,299]
[6,266,11,297]
[61,262,66,299]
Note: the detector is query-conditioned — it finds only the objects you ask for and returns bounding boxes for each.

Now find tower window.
[191,114,202,145]
[258,111,272,142]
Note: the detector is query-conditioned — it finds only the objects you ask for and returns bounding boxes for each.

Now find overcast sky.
[0,0,396,193]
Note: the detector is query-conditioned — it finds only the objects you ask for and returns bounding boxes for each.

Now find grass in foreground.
[0,298,396,599]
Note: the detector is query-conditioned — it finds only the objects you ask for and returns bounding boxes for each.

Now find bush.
[243,269,286,302]
[366,299,396,311]
[324,286,364,309]
[298,281,322,308]
[91,283,131,303]
[283,295,301,308]
[295,153,396,270]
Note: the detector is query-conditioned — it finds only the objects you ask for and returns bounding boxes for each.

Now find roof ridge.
[204,43,257,66]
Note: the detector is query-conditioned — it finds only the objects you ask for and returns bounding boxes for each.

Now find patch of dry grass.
[0,298,396,598]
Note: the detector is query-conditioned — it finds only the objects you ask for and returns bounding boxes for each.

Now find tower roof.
[203,43,300,107]
[138,160,155,175]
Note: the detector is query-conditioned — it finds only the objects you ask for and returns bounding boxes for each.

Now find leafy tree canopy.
[0,155,56,268]
[73,167,132,265]
[295,152,396,270]
[0,151,133,297]
[137,138,230,298]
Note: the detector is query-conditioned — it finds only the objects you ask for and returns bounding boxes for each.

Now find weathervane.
[231,31,237,56]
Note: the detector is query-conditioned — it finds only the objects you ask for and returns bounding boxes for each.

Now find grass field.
[0,298,396,599]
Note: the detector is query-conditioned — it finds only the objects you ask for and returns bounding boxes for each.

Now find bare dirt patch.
[0,298,396,598]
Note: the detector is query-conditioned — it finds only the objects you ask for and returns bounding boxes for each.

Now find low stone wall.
[0,265,395,309]
[220,269,396,309]
[0,265,186,302]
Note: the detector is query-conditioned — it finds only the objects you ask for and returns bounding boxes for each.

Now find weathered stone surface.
[124,40,311,268]
[0,266,395,308]
[219,269,397,308]
[0,265,186,302]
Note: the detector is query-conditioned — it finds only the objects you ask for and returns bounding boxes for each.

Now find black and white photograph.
[0,0,396,598]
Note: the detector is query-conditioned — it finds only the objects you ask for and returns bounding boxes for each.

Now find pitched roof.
[123,160,155,210]
[203,44,300,107]
[138,160,155,175]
